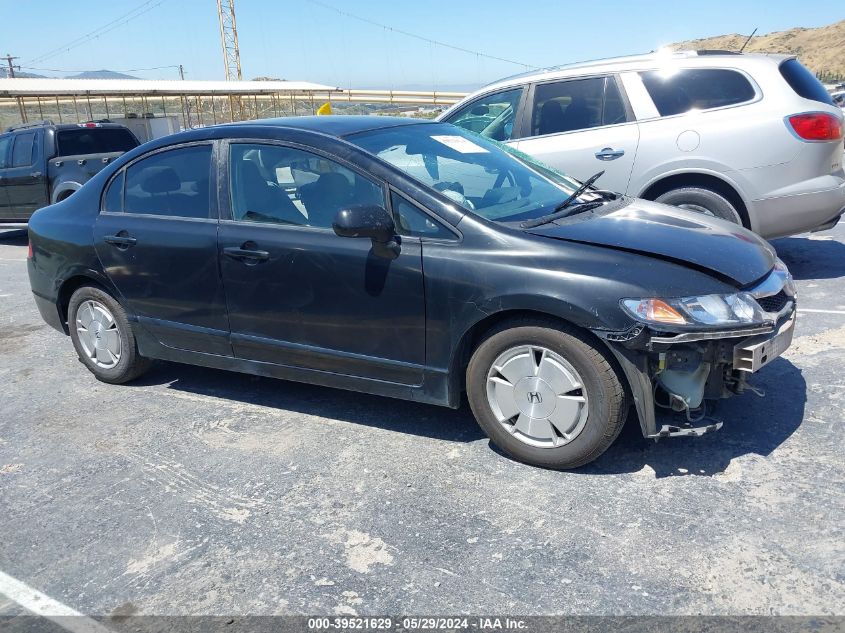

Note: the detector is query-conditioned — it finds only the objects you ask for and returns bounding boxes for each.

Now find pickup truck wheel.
[68,286,152,384]
[466,320,627,469]
[654,186,743,225]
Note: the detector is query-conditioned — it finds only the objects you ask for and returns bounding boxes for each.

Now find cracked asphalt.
[0,222,843,617]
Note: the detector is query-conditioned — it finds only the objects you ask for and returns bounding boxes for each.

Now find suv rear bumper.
[752,177,845,239]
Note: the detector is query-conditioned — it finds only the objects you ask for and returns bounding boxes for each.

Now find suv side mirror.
[333,205,400,259]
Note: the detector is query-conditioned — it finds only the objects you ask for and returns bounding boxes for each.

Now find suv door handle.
[104,234,137,249]
[224,245,270,263]
[30,171,43,178]
[595,148,625,161]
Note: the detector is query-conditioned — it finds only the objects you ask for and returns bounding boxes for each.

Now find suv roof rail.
[696,49,742,56]
[4,119,55,133]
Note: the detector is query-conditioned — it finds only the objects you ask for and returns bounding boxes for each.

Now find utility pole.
[178,64,185,80]
[3,54,20,78]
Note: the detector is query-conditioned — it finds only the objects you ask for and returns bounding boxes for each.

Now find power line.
[27,0,165,65]
[304,0,539,71]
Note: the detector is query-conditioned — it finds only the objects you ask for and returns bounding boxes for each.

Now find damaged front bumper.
[595,306,796,439]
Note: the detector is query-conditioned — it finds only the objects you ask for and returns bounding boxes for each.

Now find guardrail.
[318,89,467,106]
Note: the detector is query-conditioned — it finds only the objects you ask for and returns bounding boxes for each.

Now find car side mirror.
[333,205,400,259]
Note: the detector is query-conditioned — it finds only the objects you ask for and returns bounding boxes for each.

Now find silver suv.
[439,51,845,238]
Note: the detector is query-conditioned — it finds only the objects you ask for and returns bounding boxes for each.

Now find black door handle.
[224,245,270,262]
[104,233,137,249]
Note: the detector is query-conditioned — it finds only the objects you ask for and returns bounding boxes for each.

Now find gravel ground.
[0,223,843,618]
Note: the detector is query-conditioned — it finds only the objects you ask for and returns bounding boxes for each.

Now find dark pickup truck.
[0,120,140,222]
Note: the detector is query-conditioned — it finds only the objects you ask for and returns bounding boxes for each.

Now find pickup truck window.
[56,128,138,157]
[0,135,10,168]
[11,133,35,167]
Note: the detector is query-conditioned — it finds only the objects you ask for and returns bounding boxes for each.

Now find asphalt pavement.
[0,223,843,618]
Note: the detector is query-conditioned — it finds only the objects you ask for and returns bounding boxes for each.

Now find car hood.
[526,199,776,287]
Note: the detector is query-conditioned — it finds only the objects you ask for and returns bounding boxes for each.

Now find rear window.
[779,59,834,105]
[56,128,139,157]
[640,69,756,116]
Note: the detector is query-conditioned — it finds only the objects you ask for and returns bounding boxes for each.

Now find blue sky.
[2,0,843,89]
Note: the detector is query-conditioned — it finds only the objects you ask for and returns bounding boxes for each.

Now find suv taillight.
[787,113,843,141]
[27,241,33,259]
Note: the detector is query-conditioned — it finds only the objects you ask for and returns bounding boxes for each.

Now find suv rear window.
[779,59,834,105]
[56,128,139,157]
[640,69,756,116]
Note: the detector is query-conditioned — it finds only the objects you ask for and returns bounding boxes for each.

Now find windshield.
[348,123,593,223]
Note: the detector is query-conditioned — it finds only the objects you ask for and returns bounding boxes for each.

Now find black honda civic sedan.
[26,116,796,469]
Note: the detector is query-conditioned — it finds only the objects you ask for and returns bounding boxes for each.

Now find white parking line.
[0,569,113,633]
[799,308,845,315]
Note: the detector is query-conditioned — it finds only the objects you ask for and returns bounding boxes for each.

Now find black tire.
[654,186,743,225]
[466,319,627,470]
[68,285,152,384]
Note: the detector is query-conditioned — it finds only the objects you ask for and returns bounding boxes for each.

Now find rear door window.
[11,132,35,167]
[56,128,139,157]
[779,59,835,105]
[640,69,756,116]
[443,87,524,141]
[103,170,125,213]
[530,77,608,136]
[124,145,212,219]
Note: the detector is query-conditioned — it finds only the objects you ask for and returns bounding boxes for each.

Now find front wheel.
[68,285,152,384]
[654,186,743,225]
[466,320,627,469]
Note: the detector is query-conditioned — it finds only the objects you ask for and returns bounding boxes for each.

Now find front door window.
[228,143,384,227]
[443,87,524,141]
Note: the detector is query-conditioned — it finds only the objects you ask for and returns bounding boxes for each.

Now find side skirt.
[132,323,455,409]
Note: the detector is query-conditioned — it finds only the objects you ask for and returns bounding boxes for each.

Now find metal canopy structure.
[0,78,466,131]
[0,78,342,129]
[0,78,338,97]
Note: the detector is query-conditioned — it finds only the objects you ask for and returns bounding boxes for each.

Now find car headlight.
[621,293,765,328]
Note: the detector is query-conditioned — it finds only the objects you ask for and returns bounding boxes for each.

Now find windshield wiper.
[520,171,605,229]
[589,188,619,200]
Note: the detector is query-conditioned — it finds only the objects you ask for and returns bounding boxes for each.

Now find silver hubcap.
[486,345,588,448]
[75,300,122,369]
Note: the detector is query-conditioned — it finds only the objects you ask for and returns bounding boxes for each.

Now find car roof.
[232,115,434,137]
[481,50,794,91]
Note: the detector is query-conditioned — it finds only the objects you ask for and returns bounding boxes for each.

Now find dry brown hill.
[670,19,845,80]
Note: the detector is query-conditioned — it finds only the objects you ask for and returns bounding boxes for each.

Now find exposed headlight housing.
[622,292,766,328]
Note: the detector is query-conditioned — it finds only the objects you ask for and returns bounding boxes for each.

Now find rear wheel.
[655,186,743,225]
[68,285,151,384]
[466,320,627,469]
